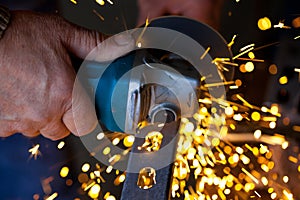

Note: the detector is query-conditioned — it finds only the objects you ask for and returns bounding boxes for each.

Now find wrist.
[0,5,10,39]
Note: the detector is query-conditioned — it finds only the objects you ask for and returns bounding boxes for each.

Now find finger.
[0,121,16,137]
[39,120,71,141]
[87,33,136,62]
[62,80,98,137]
[21,131,40,138]
[60,22,135,62]
[0,121,39,138]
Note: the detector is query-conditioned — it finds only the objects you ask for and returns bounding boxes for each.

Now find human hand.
[0,11,135,140]
[137,0,224,29]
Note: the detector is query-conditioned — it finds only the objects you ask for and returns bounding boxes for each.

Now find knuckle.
[40,121,70,140]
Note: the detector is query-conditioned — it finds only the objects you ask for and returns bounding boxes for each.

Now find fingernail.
[113,33,133,46]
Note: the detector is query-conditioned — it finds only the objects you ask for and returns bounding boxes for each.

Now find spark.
[254,130,262,139]
[227,34,237,48]
[211,57,237,73]
[233,46,254,60]
[108,154,121,165]
[253,41,280,51]
[138,131,163,152]
[106,195,116,200]
[96,132,105,140]
[221,61,239,66]
[269,121,276,129]
[204,81,235,87]
[242,168,259,184]
[88,184,100,198]
[106,0,114,4]
[229,85,239,89]
[57,141,65,149]
[82,163,91,172]
[274,21,291,29]
[212,57,230,63]
[261,177,269,186]
[294,68,300,81]
[245,61,255,72]
[69,0,77,4]
[236,57,264,62]
[236,94,253,109]
[106,165,113,173]
[123,135,135,147]
[260,105,281,117]
[282,141,289,149]
[137,167,156,189]
[279,76,288,84]
[198,98,212,104]
[136,17,150,47]
[93,9,105,21]
[248,51,255,59]
[158,123,165,128]
[240,44,255,52]
[200,47,211,60]
[112,137,120,145]
[262,116,277,121]
[295,68,300,72]
[283,190,294,200]
[251,111,260,121]
[288,156,298,164]
[83,181,96,191]
[95,0,105,6]
[45,193,58,200]
[28,144,41,160]
[295,35,300,40]
[258,17,272,30]
[269,64,278,75]
[270,192,277,199]
[293,125,300,132]
[60,166,69,178]
[283,176,289,183]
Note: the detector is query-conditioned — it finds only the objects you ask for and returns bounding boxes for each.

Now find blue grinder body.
[84,53,135,132]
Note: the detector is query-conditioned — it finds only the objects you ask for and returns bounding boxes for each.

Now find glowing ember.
[60,166,69,178]
[274,20,291,29]
[88,184,101,198]
[138,131,163,152]
[69,0,77,4]
[95,0,105,6]
[258,17,272,30]
[93,9,105,21]
[137,167,157,189]
[57,141,65,149]
[45,192,58,200]
[28,144,41,160]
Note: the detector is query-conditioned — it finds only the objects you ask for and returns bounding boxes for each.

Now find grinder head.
[81,16,233,133]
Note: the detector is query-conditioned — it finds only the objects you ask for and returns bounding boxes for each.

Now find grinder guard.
[81,16,232,134]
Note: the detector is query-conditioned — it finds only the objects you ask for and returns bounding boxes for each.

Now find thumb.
[60,22,135,62]
[62,79,98,137]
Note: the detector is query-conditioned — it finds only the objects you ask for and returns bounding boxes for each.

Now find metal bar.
[121,122,179,200]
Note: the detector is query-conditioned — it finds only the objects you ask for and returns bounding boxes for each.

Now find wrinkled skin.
[0,11,134,140]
